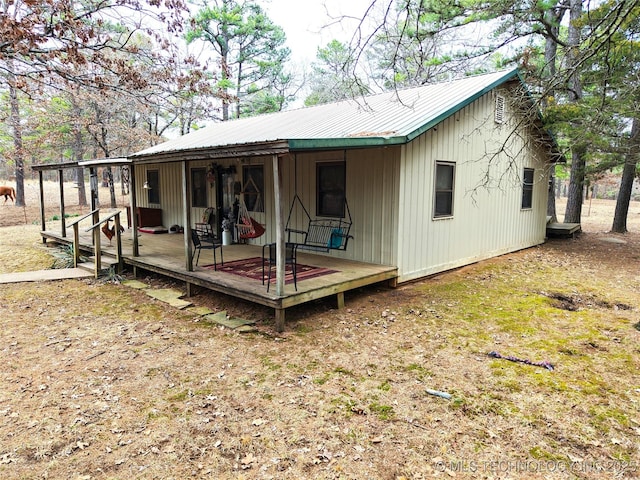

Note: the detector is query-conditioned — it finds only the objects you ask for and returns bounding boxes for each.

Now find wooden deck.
[41,228,398,330]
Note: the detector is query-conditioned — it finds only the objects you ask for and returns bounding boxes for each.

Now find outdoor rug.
[204,257,337,285]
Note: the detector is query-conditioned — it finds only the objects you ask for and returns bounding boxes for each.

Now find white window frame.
[522,168,534,209]
[433,161,455,219]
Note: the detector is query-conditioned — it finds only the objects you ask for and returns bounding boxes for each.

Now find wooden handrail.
[72,209,124,278]
[67,208,99,228]
[84,210,123,232]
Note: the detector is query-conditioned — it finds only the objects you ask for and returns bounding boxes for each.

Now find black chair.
[191,229,223,270]
[262,242,297,292]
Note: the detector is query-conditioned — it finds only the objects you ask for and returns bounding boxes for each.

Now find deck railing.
[69,209,124,278]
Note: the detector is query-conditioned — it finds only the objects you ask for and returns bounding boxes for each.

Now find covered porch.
[32,150,400,331]
[40,217,398,330]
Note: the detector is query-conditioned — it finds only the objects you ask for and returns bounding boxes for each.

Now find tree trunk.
[106,166,117,208]
[75,167,88,206]
[542,7,563,222]
[547,174,557,222]
[563,0,586,224]
[221,53,230,121]
[8,66,25,207]
[564,146,586,223]
[98,123,117,208]
[71,96,88,206]
[611,117,639,233]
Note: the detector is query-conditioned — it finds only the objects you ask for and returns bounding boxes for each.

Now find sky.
[256,0,376,64]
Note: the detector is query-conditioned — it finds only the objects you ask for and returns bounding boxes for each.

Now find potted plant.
[221,217,233,245]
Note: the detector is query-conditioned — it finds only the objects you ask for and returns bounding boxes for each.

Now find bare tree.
[0,0,187,205]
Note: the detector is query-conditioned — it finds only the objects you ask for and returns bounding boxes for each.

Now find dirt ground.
[1,180,639,479]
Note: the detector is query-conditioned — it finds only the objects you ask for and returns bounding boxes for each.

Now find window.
[242,165,264,212]
[317,162,345,217]
[434,162,455,218]
[147,169,160,204]
[191,168,207,208]
[522,168,534,209]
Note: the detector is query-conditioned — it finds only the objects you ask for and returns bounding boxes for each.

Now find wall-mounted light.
[143,181,150,189]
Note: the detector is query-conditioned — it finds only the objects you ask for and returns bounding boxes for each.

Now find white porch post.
[181,160,194,271]
[272,154,285,297]
[58,168,66,237]
[38,170,46,239]
[129,165,139,256]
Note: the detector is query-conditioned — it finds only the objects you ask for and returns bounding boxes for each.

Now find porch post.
[181,160,194,271]
[38,170,46,242]
[129,165,139,256]
[58,168,66,237]
[271,154,286,332]
[90,167,100,248]
[272,154,285,295]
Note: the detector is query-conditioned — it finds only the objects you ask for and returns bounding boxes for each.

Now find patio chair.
[262,242,297,292]
[191,229,223,270]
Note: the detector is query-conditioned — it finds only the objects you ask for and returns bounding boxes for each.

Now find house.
[34,68,559,331]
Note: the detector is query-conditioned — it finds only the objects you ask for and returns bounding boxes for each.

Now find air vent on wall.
[495,94,505,124]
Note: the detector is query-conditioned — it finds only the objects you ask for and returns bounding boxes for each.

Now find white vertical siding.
[131,88,550,282]
[397,90,550,282]
[134,163,183,227]
[135,161,230,230]
[262,149,401,266]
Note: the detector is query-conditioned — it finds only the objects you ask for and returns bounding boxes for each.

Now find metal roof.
[32,158,131,171]
[130,69,520,160]
[79,157,131,166]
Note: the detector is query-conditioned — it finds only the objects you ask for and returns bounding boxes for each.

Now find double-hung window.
[147,170,160,204]
[242,165,264,212]
[522,168,534,209]
[434,161,455,218]
[317,162,346,217]
[191,168,207,208]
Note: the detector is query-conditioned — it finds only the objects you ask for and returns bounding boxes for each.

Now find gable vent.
[495,94,505,124]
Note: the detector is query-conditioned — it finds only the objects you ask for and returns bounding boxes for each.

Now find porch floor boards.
[41,228,398,313]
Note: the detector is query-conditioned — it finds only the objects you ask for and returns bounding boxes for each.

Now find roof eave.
[31,161,79,171]
[128,140,290,163]
[79,157,131,167]
[288,136,407,151]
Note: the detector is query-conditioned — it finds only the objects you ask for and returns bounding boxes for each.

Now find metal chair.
[262,242,297,291]
[191,229,223,270]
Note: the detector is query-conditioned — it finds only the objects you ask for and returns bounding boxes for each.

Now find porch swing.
[236,175,266,240]
[285,156,353,253]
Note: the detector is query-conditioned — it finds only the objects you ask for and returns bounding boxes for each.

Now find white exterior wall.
[134,163,183,227]
[132,151,401,266]
[397,90,551,282]
[132,88,551,282]
[263,149,400,266]
[134,160,242,230]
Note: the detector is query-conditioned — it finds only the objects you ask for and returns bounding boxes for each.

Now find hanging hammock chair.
[236,176,265,240]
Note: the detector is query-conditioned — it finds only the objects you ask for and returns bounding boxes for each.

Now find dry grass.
[0,186,639,479]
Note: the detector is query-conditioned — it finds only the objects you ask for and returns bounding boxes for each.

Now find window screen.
[316,162,345,217]
[434,162,455,218]
[522,168,534,209]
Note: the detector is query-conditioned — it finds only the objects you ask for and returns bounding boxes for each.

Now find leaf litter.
[0,197,639,478]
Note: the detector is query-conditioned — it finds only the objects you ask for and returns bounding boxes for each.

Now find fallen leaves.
[1,203,640,479]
